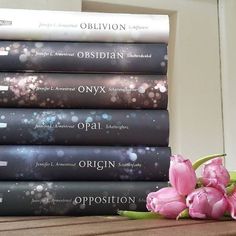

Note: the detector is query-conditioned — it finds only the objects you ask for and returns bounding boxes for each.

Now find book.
[0,41,167,74]
[0,72,168,109]
[0,181,167,215]
[0,146,170,181]
[0,8,169,43]
[0,109,169,146]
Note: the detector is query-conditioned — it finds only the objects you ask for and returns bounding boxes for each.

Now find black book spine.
[0,146,170,181]
[0,41,167,74]
[0,109,169,146]
[0,181,167,215]
[0,73,167,109]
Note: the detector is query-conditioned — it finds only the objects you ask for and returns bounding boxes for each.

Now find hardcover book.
[0,109,169,146]
[0,181,168,215]
[0,73,168,109]
[0,41,167,74]
[0,146,170,181]
[0,8,169,43]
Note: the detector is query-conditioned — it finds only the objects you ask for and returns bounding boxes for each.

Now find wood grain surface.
[0,216,234,236]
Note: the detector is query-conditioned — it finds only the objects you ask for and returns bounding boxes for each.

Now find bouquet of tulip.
[118,154,236,220]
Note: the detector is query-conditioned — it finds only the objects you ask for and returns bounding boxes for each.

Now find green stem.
[176,208,189,220]
[229,171,236,183]
[118,210,163,220]
[192,153,226,171]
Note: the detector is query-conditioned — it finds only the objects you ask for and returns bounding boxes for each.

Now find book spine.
[0,73,168,109]
[0,41,167,74]
[0,9,169,43]
[0,181,167,215]
[0,109,169,146]
[0,146,170,181]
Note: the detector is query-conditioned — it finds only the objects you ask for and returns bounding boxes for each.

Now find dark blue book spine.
[0,41,167,74]
[0,146,170,181]
[0,73,168,109]
[0,181,168,215]
[0,109,169,146]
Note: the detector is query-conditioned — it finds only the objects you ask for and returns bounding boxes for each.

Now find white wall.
[219,0,236,169]
[0,0,81,10]
[83,0,224,163]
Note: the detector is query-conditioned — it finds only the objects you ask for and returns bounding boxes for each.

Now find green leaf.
[118,210,163,220]
[226,183,236,195]
[192,153,226,171]
[197,177,204,187]
[229,171,236,182]
[224,212,231,217]
[176,208,189,220]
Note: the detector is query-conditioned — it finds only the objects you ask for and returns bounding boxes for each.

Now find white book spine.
[0,8,169,43]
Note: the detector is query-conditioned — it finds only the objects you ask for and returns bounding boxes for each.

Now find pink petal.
[228,197,236,220]
[189,209,207,219]
[159,201,187,219]
[211,198,228,219]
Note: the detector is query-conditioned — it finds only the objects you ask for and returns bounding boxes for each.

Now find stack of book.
[0,8,170,215]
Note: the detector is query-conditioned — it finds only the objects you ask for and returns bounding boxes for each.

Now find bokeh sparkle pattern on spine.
[0,146,170,181]
[0,41,167,74]
[0,181,168,215]
[0,73,167,109]
[0,109,169,146]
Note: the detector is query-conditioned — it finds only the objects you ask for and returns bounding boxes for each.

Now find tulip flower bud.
[169,155,197,196]
[186,187,228,219]
[202,157,230,192]
[146,187,187,219]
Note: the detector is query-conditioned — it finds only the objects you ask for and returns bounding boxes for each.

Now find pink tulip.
[186,187,228,219]
[146,187,187,219]
[202,157,230,192]
[227,187,236,220]
[169,155,197,196]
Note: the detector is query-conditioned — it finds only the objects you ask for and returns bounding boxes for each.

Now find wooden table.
[0,216,235,236]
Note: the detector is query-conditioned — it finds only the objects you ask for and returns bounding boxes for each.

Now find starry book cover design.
[0,73,167,109]
[0,41,168,74]
[0,146,170,181]
[0,109,169,146]
[0,181,168,215]
[0,9,169,43]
